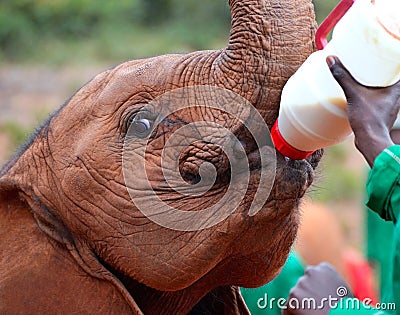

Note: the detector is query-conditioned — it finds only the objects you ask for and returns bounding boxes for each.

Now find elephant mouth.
[232,123,322,201]
[178,143,322,203]
[246,144,322,199]
[271,149,323,200]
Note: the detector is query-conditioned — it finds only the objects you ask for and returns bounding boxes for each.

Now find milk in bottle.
[271,0,400,160]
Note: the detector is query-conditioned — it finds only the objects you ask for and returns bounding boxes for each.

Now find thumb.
[326,56,360,101]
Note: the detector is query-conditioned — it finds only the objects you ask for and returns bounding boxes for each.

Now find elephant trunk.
[214,0,317,124]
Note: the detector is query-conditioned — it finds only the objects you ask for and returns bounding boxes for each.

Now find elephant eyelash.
[121,111,138,135]
[125,114,137,130]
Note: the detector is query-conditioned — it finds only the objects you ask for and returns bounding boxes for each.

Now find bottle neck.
[271,120,315,160]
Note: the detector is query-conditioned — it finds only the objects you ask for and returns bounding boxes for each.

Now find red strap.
[315,0,356,50]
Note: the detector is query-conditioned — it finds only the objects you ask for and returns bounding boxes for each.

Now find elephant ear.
[189,286,250,315]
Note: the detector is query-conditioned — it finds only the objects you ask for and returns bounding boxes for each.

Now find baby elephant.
[0,0,321,314]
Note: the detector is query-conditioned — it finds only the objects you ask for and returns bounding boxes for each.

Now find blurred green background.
[0,0,339,64]
[0,0,366,209]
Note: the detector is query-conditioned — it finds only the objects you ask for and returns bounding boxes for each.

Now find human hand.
[327,56,400,167]
[283,262,353,315]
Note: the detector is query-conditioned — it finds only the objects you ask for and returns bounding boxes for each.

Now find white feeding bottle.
[271,0,400,160]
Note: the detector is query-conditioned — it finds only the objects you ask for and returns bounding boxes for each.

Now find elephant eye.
[126,112,154,139]
[132,118,152,135]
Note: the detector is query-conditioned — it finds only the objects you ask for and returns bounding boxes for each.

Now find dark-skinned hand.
[283,263,353,315]
[326,56,400,167]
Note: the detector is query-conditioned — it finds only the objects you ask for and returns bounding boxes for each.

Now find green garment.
[241,251,305,315]
[366,208,394,298]
[330,145,400,315]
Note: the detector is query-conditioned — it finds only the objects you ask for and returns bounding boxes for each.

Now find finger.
[304,265,318,276]
[326,56,361,100]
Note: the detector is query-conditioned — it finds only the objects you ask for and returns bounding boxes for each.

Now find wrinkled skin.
[0,1,321,314]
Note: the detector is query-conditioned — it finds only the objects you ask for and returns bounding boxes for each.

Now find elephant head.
[0,0,320,314]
